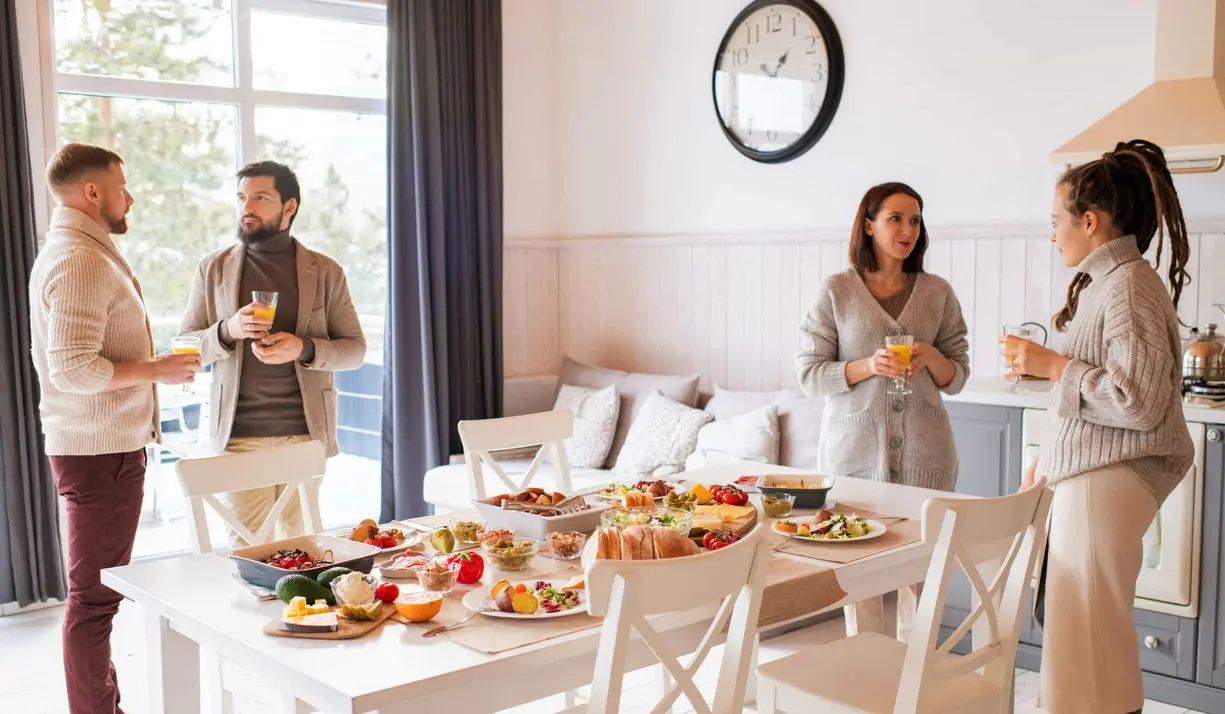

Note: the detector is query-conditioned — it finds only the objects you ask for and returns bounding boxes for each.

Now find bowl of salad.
[600,506,693,537]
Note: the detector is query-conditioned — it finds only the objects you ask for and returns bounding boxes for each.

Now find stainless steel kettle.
[1183,304,1225,382]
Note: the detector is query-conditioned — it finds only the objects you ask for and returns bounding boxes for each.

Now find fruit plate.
[593,482,679,501]
[773,519,887,544]
[461,579,587,620]
[326,521,426,555]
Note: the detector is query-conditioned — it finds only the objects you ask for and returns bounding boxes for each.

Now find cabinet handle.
[1144,635,1160,650]
[1210,429,1222,443]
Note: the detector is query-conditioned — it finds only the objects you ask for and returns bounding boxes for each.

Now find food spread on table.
[256,474,849,641]
[261,548,335,571]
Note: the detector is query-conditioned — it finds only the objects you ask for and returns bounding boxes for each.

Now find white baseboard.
[0,598,64,618]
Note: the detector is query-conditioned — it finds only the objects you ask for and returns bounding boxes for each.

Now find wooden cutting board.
[262,602,396,640]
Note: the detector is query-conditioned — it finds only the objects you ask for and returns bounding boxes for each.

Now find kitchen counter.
[944,377,1225,425]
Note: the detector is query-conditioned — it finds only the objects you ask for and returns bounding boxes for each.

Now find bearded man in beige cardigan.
[30,143,199,714]
[179,161,366,547]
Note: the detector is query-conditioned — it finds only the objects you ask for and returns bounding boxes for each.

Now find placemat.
[771,508,922,564]
[756,555,845,628]
[263,602,396,640]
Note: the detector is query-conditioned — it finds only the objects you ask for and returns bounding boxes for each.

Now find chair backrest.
[894,480,1054,714]
[582,525,774,714]
[175,440,327,554]
[457,410,574,500]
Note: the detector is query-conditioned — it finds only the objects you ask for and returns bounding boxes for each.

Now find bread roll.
[651,526,699,559]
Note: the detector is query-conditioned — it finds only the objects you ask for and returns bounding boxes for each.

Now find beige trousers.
[845,584,924,642]
[1039,464,1158,714]
[219,435,320,549]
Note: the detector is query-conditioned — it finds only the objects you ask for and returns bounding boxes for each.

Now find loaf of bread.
[594,526,698,561]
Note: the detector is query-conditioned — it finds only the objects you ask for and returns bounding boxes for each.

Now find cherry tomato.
[375,582,400,603]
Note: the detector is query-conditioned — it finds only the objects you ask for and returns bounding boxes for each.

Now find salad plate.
[462,579,587,620]
[773,514,887,543]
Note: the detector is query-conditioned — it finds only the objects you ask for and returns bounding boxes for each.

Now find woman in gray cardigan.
[796,181,970,640]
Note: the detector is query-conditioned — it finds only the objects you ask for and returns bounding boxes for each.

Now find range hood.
[1052,0,1225,173]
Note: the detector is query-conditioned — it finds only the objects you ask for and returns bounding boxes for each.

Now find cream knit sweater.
[29,207,160,456]
[796,268,970,491]
[1042,236,1193,505]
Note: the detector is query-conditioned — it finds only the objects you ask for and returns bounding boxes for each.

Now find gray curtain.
[381,0,503,520]
[0,0,66,606]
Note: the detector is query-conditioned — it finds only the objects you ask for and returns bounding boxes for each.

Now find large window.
[47,0,388,557]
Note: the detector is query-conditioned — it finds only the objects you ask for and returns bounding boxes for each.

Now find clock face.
[713,0,844,163]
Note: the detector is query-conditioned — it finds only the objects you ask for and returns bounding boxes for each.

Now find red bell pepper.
[446,551,485,585]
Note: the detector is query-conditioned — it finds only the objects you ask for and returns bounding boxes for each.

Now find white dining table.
[102,461,975,714]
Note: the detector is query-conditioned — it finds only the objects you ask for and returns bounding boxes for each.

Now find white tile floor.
[0,603,1209,713]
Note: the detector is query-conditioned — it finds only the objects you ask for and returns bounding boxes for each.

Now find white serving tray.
[471,497,612,539]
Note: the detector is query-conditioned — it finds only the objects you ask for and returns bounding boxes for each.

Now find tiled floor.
[0,604,1210,713]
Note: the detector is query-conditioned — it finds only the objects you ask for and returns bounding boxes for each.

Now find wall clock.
[712,0,845,163]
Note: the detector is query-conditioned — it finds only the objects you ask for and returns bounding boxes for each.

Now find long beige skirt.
[1038,463,1158,713]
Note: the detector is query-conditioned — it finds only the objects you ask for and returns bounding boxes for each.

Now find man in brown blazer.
[179,161,366,545]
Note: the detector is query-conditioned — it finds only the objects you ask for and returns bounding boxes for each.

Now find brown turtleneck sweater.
[219,229,315,439]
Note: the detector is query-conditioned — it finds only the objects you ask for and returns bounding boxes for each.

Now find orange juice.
[887,344,912,369]
[253,305,276,321]
[172,345,200,355]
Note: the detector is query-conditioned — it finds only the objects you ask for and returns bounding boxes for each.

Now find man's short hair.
[45,143,123,193]
[237,161,302,226]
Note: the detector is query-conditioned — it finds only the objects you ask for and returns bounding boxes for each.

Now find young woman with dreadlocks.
[1004,139,1194,713]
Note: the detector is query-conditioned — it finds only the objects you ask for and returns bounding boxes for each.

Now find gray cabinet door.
[1196,425,1225,686]
[940,402,1023,651]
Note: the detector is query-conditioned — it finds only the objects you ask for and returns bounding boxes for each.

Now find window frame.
[28,0,388,225]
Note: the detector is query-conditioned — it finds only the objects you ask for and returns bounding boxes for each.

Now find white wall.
[504,0,1225,240]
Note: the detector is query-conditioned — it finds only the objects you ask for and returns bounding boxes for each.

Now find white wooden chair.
[457,410,574,500]
[757,480,1054,714]
[175,440,327,714]
[176,439,325,553]
[558,523,774,714]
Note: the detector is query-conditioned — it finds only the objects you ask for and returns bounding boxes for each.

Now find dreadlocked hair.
[1052,139,1191,331]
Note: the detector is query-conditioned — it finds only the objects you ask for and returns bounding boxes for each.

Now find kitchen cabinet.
[1196,425,1225,687]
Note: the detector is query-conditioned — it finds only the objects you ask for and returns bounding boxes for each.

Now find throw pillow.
[545,384,619,469]
[684,404,779,470]
[614,390,713,478]
[557,356,701,468]
[700,385,824,470]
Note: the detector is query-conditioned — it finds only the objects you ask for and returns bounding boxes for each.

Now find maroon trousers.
[50,449,146,714]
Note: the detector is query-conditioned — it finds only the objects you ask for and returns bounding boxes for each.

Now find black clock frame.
[711,0,845,164]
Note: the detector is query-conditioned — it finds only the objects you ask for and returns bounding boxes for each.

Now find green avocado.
[274,574,332,605]
[315,567,352,591]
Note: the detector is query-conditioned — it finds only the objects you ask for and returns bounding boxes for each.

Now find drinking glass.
[170,335,201,393]
[251,290,279,346]
[885,334,914,396]
[1002,324,1040,395]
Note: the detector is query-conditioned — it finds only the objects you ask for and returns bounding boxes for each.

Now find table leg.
[144,606,201,714]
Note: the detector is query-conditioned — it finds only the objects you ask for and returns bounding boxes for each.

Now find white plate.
[594,483,678,501]
[773,519,887,543]
[461,579,587,620]
[328,523,426,555]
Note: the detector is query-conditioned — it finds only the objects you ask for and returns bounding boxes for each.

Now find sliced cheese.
[691,515,723,532]
[278,612,339,633]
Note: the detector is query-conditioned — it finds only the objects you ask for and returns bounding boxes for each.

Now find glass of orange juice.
[170,335,201,393]
[251,291,278,346]
[885,334,914,396]
[1001,324,1039,395]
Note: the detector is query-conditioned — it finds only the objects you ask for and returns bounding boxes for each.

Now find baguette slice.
[651,526,699,559]
[596,527,622,560]
[619,526,649,560]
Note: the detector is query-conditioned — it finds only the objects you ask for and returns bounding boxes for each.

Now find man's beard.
[238,215,283,242]
[102,207,128,235]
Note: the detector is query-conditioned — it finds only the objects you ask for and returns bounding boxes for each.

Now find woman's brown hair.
[848,182,928,273]
[1053,139,1191,330]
